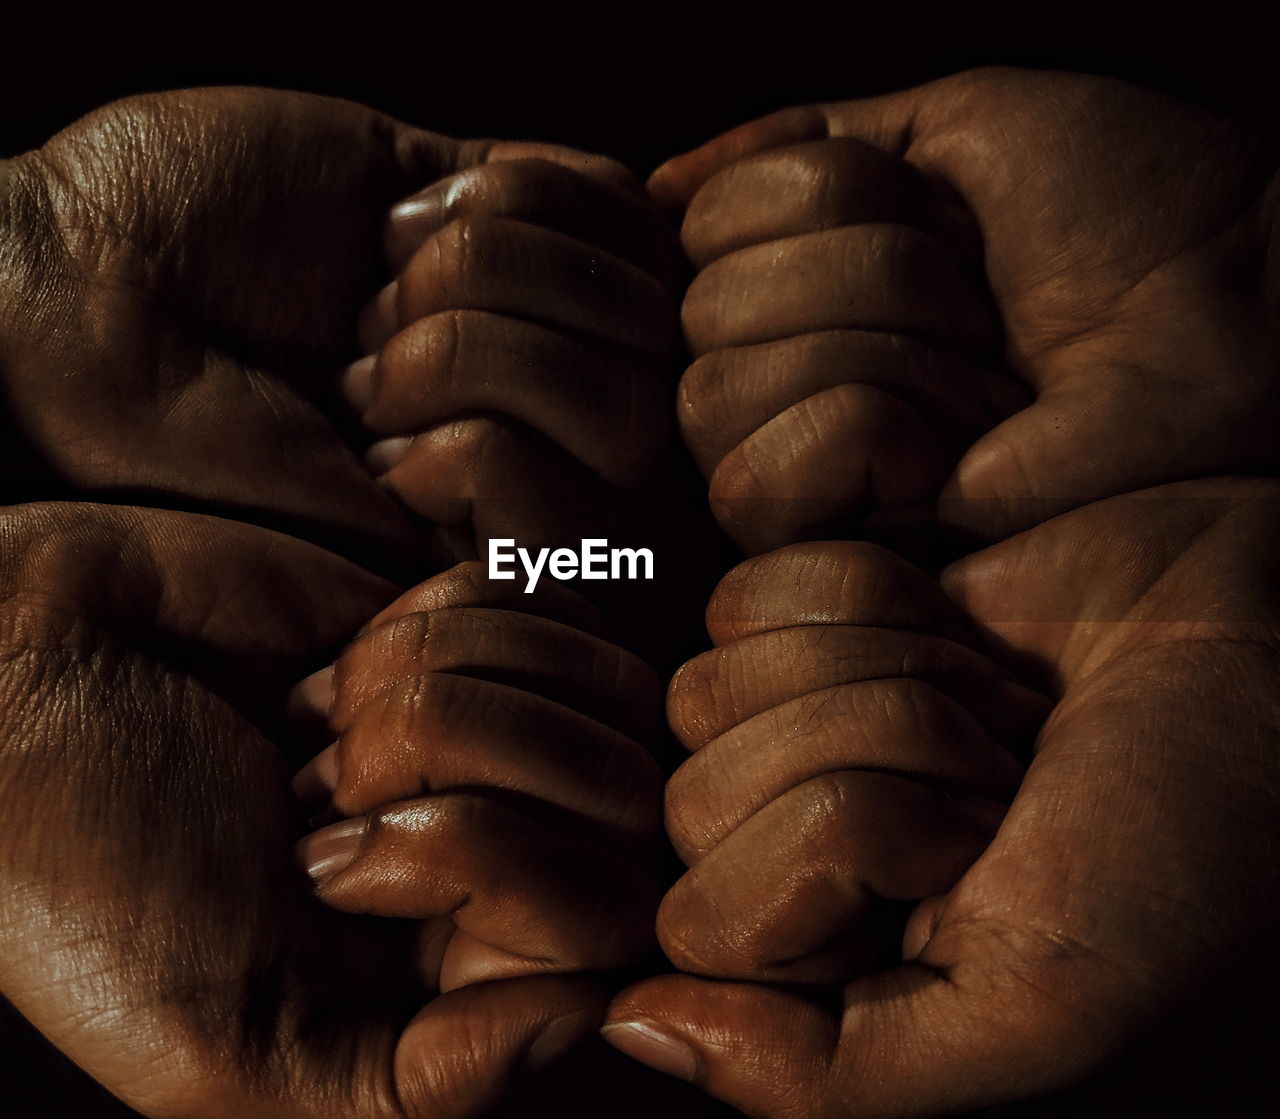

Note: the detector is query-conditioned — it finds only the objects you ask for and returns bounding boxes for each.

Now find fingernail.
[600,1020,698,1082]
[297,817,366,885]
[292,742,340,810]
[341,355,377,412]
[366,435,414,475]
[390,189,445,227]
[525,1012,595,1072]
[288,665,336,722]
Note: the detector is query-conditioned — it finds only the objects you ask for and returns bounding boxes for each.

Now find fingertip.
[340,355,376,414]
[645,156,698,216]
[292,741,340,811]
[600,1020,699,1082]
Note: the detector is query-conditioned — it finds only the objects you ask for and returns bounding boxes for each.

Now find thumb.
[602,950,1124,1119]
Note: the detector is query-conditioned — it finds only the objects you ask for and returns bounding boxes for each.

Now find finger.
[682,225,998,358]
[681,138,979,269]
[647,105,831,211]
[936,381,1245,543]
[385,158,682,289]
[302,606,661,741]
[659,771,1004,983]
[647,92,923,210]
[606,949,1116,1119]
[678,331,1026,479]
[371,415,611,556]
[397,216,679,360]
[606,632,1280,1116]
[665,678,1021,862]
[461,138,643,193]
[300,793,660,990]
[344,309,669,486]
[704,540,977,646]
[391,974,610,1117]
[705,382,962,554]
[362,560,607,637]
[667,625,1049,752]
[304,672,663,843]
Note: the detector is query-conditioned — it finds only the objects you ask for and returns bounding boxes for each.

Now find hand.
[289,561,664,993]
[350,153,683,559]
[0,507,641,1117]
[0,88,679,568]
[651,67,1280,550]
[605,481,1280,1114]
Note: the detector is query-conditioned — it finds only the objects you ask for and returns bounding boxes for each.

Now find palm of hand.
[608,480,1280,1116]
[905,71,1280,536]
[0,505,630,1118]
[0,89,448,563]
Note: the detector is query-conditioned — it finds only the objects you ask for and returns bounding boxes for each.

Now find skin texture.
[0,89,682,1116]
[289,561,665,993]
[0,508,666,1118]
[0,87,679,571]
[7,70,1280,1117]
[605,481,1280,1115]
[650,67,1280,552]
[0,501,640,1111]
[348,143,682,561]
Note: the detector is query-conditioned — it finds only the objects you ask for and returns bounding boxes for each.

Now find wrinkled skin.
[606,480,1280,1115]
[652,67,1280,551]
[0,88,679,570]
[0,89,683,1116]
[0,507,667,1117]
[287,561,665,994]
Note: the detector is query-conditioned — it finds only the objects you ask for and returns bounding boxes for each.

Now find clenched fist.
[289,561,664,993]
[0,87,682,570]
[607,480,1280,1115]
[653,68,1280,550]
[347,143,682,559]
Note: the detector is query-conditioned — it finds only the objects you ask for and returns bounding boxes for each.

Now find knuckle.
[657,874,772,975]
[339,674,450,781]
[662,760,718,861]
[708,439,765,507]
[869,222,934,291]
[366,610,433,669]
[788,772,861,834]
[680,264,728,352]
[489,156,565,202]
[418,215,501,294]
[677,350,732,441]
[874,675,965,740]
[448,415,512,475]
[383,309,469,396]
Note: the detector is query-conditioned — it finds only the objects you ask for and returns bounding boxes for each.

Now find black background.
[1,2,1275,1115]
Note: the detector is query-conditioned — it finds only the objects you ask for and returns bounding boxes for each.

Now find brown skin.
[0,508,665,1118]
[350,147,682,560]
[289,561,665,993]
[605,480,1280,1115]
[0,88,679,569]
[0,90,681,1115]
[651,67,1280,551]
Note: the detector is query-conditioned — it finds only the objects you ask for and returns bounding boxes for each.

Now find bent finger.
[347,309,669,486]
[301,793,661,990]
[667,624,1047,752]
[659,771,1003,983]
